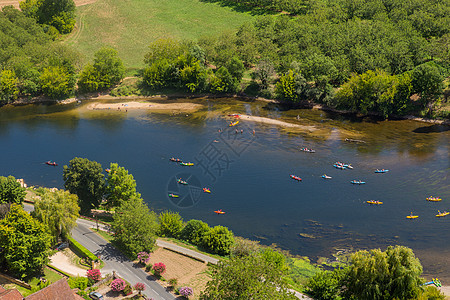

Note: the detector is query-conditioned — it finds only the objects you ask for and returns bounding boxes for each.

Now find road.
[24,204,174,300]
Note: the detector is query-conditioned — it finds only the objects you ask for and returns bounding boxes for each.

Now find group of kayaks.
[406,196,447,219]
[300,147,315,153]
[170,157,195,166]
[333,162,353,170]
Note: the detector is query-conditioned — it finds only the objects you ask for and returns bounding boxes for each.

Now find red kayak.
[45,161,58,166]
[290,174,302,181]
[214,209,225,214]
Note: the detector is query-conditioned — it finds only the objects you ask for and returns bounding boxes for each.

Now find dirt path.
[49,252,87,277]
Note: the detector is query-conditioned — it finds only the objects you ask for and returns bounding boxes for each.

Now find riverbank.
[238,114,317,131]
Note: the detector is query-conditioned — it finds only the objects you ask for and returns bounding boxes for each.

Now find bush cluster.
[110,278,126,292]
[86,269,101,282]
[152,262,166,276]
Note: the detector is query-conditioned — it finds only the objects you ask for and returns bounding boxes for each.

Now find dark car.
[89,291,104,300]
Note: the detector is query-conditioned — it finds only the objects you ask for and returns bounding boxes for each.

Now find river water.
[1,98,449,279]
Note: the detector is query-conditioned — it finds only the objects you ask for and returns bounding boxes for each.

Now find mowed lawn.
[65,0,258,68]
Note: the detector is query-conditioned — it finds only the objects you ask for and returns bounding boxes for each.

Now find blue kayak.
[375,169,389,173]
[351,180,366,184]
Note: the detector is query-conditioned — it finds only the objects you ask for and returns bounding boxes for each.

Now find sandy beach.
[238,114,317,132]
[86,101,203,112]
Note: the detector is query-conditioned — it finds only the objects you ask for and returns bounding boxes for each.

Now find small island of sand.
[86,101,203,112]
[238,114,317,132]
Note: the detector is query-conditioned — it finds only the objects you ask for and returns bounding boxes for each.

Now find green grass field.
[65,0,258,69]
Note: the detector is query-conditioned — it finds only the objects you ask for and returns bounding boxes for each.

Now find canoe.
[170,158,182,162]
[367,200,383,205]
[45,161,57,166]
[334,164,346,169]
[351,180,365,184]
[168,193,179,198]
[345,164,353,169]
[290,175,302,181]
[426,197,442,202]
[203,188,211,193]
[105,168,111,173]
[407,215,418,219]
[322,175,332,179]
[228,114,240,118]
[180,162,194,166]
[375,169,389,173]
[436,211,449,217]
[229,120,239,127]
[214,210,225,214]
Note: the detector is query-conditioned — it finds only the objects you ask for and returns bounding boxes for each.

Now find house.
[0,278,84,300]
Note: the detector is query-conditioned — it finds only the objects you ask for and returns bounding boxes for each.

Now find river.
[1,98,449,279]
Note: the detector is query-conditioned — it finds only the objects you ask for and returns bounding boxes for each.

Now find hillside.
[64,0,258,69]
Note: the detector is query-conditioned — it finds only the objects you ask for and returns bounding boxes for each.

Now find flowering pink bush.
[134,282,146,295]
[110,278,126,292]
[152,262,166,276]
[179,286,193,298]
[86,269,101,282]
[137,251,150,265]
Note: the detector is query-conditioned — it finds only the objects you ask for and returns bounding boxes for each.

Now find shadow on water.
[413,124,450,134]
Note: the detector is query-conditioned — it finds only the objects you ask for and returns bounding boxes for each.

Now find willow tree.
[33,189,79,242]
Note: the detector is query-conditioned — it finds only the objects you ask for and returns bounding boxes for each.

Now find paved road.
[24,205,174,299]
[73,219,175,300]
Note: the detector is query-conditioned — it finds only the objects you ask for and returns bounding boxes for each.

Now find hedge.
[67,236,99,262]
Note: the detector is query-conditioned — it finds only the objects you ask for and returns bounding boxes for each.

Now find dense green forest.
[0,0,449,119]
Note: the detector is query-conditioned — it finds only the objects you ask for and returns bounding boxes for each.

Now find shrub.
[152,262,166,276]
[417,286,445,300]
[87,269,101,282]
[145,263,153,272]
[158,211,184,238]
[230,237,260,257]
[123,284,132,295]
[306,269,344,300]
[179,286,193,298]
[111,278,126,292]
[201,225,234,255]
[137,251,150,265]
[180,219,210,245]
[68,276,89,290]
[168,278,178,287]
[68,236,99,262]
[134,282,146,295]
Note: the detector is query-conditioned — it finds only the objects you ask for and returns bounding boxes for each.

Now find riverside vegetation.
[0,0,448,119]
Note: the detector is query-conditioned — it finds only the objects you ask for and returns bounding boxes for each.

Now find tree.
[275,69,309,103]
[0,70,19,104]
[112,197,158,258]
[39,66,74,99]
[34,0,76,34]
[158,211,183,238]
[201,225,234,255]
[253,60,274,90]
[144,38,186,66]
[0,204,52,279]
[78,48,125,92]
[343,246,423,300]
[210,67,236,93]
[180,219,210,245]
[200,251,296,300]
[63,157,105,213]
[226,57,245,82]
[105,163,139,208]
[33,189,80,243]
[0,175,26,205]
[411,62,444,104]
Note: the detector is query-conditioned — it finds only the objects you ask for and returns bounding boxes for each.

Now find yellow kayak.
[436,211,449,217]
[426,197,442,202]
[229,121,239,127]
[367,200,383,205]
[407,215,418,219]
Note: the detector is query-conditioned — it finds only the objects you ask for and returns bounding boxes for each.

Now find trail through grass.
[65,0,258,68]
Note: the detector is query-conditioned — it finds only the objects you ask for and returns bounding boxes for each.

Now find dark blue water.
[1,99,449,278]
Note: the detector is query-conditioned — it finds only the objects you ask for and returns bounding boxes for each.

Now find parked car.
[89,291,104,300]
